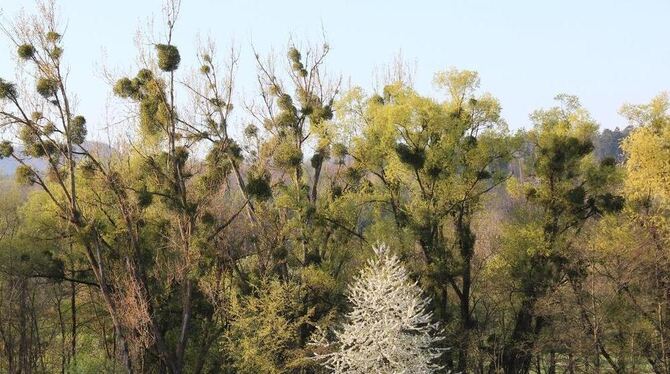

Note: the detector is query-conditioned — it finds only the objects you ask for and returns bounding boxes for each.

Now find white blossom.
[313,243,446,373]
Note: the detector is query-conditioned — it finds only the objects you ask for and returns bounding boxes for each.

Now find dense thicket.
[0,2,668,373]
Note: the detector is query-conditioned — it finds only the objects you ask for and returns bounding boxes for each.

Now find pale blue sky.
[1,0,669,139]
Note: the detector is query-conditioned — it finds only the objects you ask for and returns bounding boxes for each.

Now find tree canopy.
[0,2,668,374]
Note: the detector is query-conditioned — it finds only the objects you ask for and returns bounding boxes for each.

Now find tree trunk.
[502,297,538,374]
[18,278,28,374]
[70,280,77,367]
[548,351,556,374]
[456,208,476,373]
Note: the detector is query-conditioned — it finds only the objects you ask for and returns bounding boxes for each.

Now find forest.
[0,1,668,373]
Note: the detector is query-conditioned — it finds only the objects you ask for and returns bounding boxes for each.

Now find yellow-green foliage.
[273,139,303,170]
[0,141,13,158]
[245,169,272,201]
[622,93,670,234]
[17,44,35,60]
[2,9,667,371]
[0,78,17,99]
[69,115,87,144]
[225,280,309,373]
[36,77,58,98]
[155,44,181,72]
[523,95,625,215]
[622,94,670,205]
[46,31,61,42]
[15,165,36,186]
[114,69,170,140]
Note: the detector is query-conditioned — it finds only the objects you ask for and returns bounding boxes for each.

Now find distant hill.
[594,126,633,162]
[0,155,46,177]
[0,141,113,176]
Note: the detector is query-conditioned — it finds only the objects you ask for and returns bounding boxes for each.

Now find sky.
[1,0,669,140]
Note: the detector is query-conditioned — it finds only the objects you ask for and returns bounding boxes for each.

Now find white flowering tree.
[313,243,445,373]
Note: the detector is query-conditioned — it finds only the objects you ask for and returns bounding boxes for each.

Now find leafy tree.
[225,279,309,373]
[228,42,370,370]
[0,2,251,371]
[500,95,623,373]
[619,92,670,371]
[622,92,670,220]
[342,69,515,371]
[0,1,667,373]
